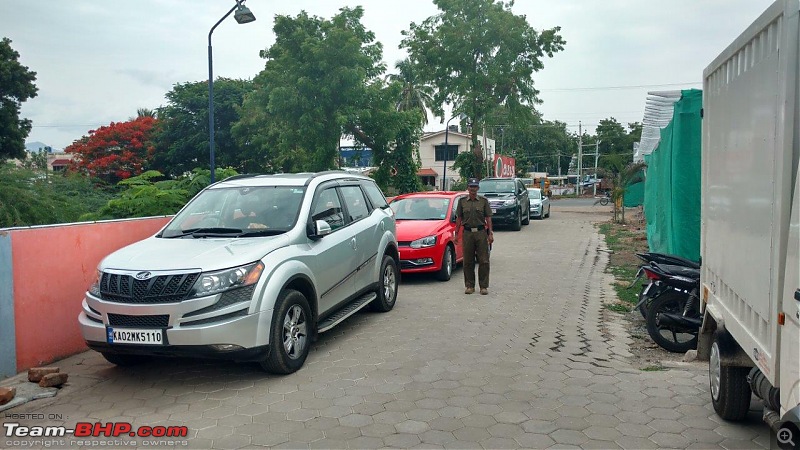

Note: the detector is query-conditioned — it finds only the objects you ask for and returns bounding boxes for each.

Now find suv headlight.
[89,270,102,297]
[192,261,265,297]
[502,199,516,206]
[410,235,437,249]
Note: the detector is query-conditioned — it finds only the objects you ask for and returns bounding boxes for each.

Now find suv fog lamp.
[193,261,265,297]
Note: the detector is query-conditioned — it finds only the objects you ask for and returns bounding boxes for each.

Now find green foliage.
[0,165,113,227]
[242,7,384,172]
[83,168,238,220]
[387,58,435,126]
[401,0,565,149]
[597,162,646,223]
[153,79,254,176]
[0,38,38,161]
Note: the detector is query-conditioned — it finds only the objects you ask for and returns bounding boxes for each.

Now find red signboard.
[493,155,516,178]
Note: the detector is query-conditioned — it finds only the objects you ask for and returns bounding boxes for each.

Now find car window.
[340,186,370,222]
[362,181,389,210]
[311,187,345,231]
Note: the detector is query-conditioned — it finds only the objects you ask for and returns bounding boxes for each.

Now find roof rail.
[221,173,261,182]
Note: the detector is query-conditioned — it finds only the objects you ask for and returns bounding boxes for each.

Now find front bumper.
[78,291,273,360]
[399,246,442,273]
[490,205,519,225]
[530,204,542,217]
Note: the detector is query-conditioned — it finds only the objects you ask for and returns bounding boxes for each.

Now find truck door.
[780,165,800,420]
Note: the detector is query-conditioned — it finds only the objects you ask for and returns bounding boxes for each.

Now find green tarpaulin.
[643,89,702,262]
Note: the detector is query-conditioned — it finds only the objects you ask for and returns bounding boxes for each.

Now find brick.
[39,373,68,388]
[0,387,16,405]
[28,367,60,382]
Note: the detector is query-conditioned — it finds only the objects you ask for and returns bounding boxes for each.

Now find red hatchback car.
[389,191,467,281]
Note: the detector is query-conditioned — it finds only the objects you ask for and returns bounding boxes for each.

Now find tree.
[240,7,385,172]
[136,108,157,119]
[401,0,565,155]
[153,79,254,176]
[65,116,157,184]
[0,38,38,161]
[594,118,643,171]
[597,161,646,223]
[387,58,435,126]
[0,164,112,227]
[82,167,239,220]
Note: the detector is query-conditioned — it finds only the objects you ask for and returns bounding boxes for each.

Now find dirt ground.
[598,207,691,370]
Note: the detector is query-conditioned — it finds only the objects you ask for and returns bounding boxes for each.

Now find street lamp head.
[234,4,256,24]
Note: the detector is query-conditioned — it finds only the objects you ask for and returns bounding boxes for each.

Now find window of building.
[434,144,459,161]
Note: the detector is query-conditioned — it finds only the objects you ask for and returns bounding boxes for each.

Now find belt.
[463,225,484,232]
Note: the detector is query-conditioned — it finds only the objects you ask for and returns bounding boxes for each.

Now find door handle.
[351,237,357,250]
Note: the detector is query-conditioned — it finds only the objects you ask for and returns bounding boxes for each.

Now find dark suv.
[478,178,530,231]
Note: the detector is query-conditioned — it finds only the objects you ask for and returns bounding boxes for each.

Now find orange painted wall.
[11,217,170,371]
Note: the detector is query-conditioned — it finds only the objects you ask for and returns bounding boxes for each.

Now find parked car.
[478,178,530,231]
[78,172,399,375]
[527,188,551,219]
[389,191,466,281]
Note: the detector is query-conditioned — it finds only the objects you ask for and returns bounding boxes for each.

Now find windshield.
[527,189,542,200]
[479,180,515,193]
[160,186,306,238]
[390,197,451,220]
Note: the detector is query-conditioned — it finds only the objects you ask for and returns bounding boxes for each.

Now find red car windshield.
[390,197,451,220]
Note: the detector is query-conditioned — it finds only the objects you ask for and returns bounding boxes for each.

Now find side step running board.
[317,292,376,333]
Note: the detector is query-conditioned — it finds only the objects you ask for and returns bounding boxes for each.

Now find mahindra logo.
[134,271,152,280]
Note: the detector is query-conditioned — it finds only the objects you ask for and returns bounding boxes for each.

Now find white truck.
[697,0,800,431]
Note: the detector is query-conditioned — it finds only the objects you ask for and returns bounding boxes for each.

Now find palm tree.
[598,161,646,223]
[387,59,435,126]
[136,108,157,119]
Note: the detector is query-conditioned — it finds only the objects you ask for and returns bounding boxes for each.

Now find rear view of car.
[390,192,465,281]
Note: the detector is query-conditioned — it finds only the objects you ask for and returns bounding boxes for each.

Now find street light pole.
[442,113,466,190]
[208,0,255,183]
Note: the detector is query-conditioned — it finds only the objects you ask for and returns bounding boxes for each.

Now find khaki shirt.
[456,195,492,228]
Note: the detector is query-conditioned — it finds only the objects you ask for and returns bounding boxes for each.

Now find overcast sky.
[1,0,779,151]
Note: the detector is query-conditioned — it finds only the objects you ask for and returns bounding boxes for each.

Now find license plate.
[107,327,164,345]
[491,208,497,213]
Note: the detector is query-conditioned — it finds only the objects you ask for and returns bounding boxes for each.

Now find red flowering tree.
[65,117,157,184]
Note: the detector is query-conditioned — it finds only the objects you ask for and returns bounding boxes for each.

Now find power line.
[540,81,701,92]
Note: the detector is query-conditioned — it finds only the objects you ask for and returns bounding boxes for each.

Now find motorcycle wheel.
[645,291,699,353]
[599,197,609,206]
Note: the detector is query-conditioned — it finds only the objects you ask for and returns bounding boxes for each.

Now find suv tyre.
[511,209,522,231]
[371,255,398,312]
[260,289,311,374]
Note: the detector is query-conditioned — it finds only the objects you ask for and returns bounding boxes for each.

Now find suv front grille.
[100,272,199,304]
[108,313,169,328]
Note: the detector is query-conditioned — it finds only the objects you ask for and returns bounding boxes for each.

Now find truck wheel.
[260,289,311,374]
[101,353,150,366]
[436,245,454,281]
[709,331,752,421]
[371,255,398,312]
[511,210,522,231]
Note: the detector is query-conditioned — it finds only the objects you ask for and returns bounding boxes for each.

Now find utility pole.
[593,141,600,197]
[557,151,561,177]
[577,121,583,196]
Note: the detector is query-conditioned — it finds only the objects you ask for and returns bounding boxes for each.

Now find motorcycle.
[630,252,700,318]
[643,262,702,353]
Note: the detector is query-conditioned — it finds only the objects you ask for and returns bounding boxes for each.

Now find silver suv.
[78,172,399,374]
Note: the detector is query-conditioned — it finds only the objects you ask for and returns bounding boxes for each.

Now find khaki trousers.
[462,229,490,289]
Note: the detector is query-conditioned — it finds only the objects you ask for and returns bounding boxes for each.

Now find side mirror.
[309,220,332,239]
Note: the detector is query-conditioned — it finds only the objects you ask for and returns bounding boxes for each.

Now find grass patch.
[598,220,649,311]
[640,364,666,372]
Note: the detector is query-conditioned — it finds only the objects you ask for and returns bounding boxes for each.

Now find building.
[418,128,495,190]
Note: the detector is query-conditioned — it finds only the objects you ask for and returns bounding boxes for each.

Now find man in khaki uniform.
[454,178,494,295]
